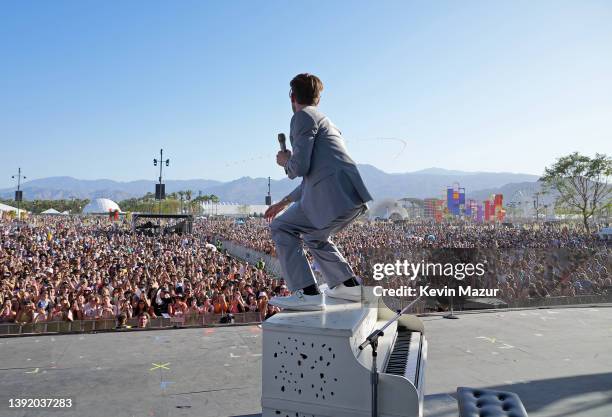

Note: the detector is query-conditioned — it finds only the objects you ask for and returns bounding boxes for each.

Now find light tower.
[153,149,170,214]
[11,168,26,220]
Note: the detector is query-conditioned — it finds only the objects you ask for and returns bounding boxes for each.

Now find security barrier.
[219,239,283,277]
[0,311,262,337]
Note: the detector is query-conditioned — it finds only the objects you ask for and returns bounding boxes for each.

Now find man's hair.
[290,73,324,106]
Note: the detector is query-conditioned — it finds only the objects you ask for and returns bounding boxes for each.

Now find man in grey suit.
[265,73,373,311]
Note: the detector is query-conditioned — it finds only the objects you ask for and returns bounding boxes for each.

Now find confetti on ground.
[25,368,39,374]
[150,362,171,371]
[476,336,496,343]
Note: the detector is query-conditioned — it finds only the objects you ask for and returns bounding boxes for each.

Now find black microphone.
[278,133,288,174]
[277,133,287,152]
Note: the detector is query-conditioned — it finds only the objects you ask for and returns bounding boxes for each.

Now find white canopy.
[0,202,19,213]
[83,198,121,214]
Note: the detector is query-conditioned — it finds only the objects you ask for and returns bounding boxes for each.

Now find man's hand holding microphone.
[275,133,291,170]
[264,133,292,222]
[276,149,291,168]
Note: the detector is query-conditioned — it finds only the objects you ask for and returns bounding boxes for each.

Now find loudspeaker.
[265,195,272,206]
[15,191,23,202]
[155,184,166,200]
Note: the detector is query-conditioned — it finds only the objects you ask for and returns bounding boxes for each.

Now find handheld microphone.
[278,133,288,174]
[277,133,287,152]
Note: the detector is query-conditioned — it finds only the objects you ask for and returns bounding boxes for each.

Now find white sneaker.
[268,289,325,311]
[324,284,361,302]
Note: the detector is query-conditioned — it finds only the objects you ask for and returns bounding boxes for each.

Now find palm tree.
[202,194,211,215]
[177,191,185,213]
[209,194,220,216]
[185,190,192,214]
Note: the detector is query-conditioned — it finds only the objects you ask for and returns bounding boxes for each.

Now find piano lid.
[262,298,378,337]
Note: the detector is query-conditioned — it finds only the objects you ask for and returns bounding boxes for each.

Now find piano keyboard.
[384,329,423,387]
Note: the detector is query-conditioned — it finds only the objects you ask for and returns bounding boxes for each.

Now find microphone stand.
[443,277,459,319]
[359,296,422,417]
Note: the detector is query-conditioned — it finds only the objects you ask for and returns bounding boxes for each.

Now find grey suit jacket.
[285,106,373,229]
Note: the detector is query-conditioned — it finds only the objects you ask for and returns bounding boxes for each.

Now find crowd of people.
[0,216,283,327]
[201,217,611,305]
[0,214,609,329]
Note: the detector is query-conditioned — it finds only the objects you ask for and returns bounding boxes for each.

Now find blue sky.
[1,0,611,188]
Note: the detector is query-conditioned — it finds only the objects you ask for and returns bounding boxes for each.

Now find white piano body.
[262,297,427,417]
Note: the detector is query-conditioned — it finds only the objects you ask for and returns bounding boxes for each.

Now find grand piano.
[261,296,427,417]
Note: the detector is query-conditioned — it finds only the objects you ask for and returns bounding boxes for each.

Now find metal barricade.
[0,311,265,337]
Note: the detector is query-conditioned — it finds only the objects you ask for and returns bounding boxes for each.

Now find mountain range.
[0,165,543,204]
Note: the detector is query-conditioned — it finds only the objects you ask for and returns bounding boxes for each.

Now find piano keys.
[385,329,423,388]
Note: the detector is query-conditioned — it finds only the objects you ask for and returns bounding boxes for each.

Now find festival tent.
[82,198,121,214]
[0,202,29,219]
[0,202,19,213]
[41,208,64,215]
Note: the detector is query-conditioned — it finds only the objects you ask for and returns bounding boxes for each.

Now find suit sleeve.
[286,111,318,179]
[287,182,303,202]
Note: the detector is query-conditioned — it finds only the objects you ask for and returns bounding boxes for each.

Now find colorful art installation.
[446,183,465,216]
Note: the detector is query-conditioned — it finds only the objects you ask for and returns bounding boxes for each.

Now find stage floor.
[0,306,610,417]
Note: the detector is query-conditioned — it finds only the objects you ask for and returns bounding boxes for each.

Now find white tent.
[0,202,28,219]
[200,202,268,216]
[41,208,62,215]
[0,202,19,213]
[83,198,121,214]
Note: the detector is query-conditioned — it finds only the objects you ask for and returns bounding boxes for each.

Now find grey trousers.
[270,203,366,291]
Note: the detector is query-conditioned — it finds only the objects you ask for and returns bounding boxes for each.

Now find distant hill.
[355,164,539,201]
[0,177,222,202]
[467,181,557,204]
[0,166,541,204]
